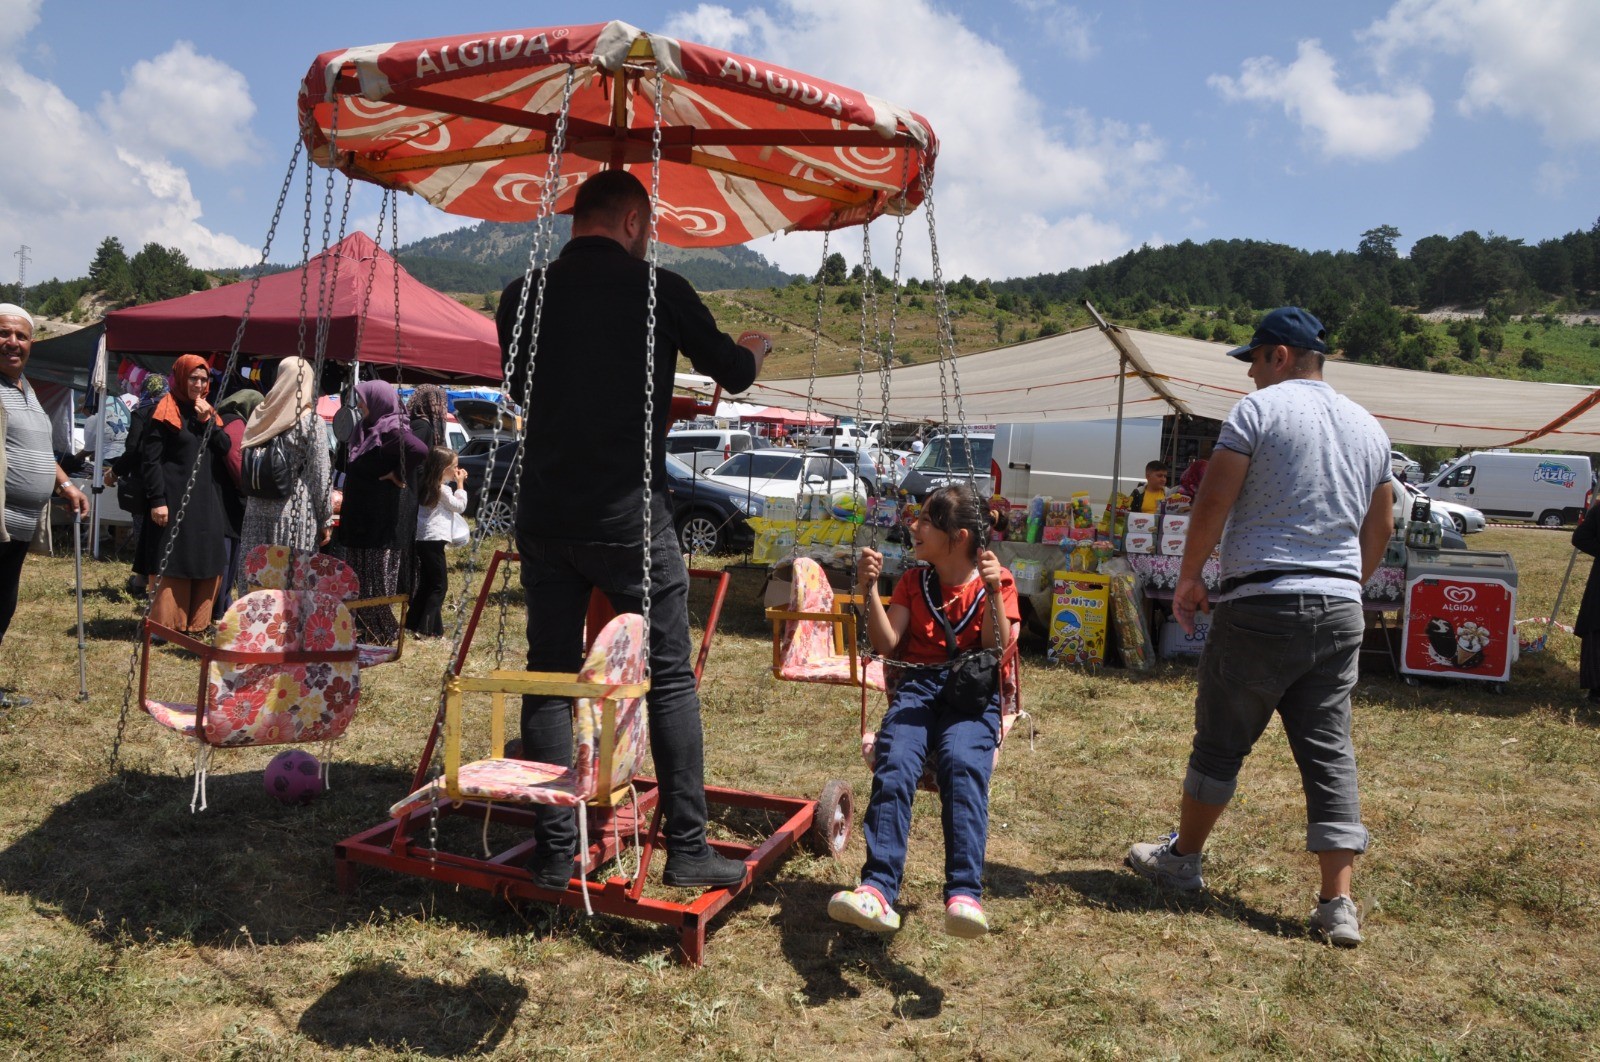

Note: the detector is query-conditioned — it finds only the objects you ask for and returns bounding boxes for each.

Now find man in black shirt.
[498,170,769,890]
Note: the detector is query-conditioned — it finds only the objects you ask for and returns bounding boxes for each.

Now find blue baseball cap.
[1226,307,1329,360]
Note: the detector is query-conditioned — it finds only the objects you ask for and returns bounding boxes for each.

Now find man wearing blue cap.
[1125,307,1392,948]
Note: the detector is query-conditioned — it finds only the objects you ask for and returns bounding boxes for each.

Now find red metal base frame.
[334,777,818,966]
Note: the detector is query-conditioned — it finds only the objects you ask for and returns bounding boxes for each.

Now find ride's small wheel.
[808,779,853,858]
[679,511,723,555]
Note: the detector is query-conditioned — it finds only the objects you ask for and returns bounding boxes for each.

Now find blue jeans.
[860,671,1000,907]
[1188,594,1369,852]
[518,518,709,857]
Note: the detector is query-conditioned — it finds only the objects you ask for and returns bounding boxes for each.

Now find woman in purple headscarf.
[334,379,426,644]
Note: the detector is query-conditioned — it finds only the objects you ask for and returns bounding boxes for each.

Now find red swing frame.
[333,549,851,965]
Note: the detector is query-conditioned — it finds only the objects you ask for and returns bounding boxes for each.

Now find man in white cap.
[0,304,89,707]
[1124,307,1391,948]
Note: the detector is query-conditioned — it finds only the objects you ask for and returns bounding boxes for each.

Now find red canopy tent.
[298,20,936,246]
[743,406,835,426]
[103,232,502,383]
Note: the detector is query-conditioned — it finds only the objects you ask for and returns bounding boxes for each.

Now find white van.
[991,418,1164,507]
[1422,451,1594,526]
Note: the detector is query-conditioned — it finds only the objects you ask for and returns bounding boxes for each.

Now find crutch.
[73,512,88,701]
[1544,546,1581,648]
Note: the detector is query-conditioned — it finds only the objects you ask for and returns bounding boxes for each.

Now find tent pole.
[1110,352,1126,510]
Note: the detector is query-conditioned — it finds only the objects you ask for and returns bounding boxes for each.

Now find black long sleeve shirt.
[498,236,757,544]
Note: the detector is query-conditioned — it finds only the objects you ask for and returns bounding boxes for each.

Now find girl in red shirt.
[828,483,1020,938]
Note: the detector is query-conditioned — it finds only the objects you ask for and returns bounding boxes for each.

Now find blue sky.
[3,0,1597,286]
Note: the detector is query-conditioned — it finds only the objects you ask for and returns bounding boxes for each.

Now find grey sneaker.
[1311,895,1362,948]
[1125,833,1204,891]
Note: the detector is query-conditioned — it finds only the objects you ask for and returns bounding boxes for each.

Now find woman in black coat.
[1571,503,1600,700]
[335,379,426,644]
[136,355,231,634]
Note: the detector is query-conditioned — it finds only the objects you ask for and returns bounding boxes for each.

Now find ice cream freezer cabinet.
[1401,549,1517,684]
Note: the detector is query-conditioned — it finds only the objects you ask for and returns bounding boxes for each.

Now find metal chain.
[870,157,913,551]
[794,230,830,561]
[919,155,973,480]
[489,66,576,670]
[640,69,668,656]
[109,138,305,775]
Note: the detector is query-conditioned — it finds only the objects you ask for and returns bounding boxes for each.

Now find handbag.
[448,510,471,548]
[239,434,294,499]
[924,569,999,716]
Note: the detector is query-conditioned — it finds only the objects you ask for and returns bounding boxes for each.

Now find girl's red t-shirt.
[889,565,1021,665]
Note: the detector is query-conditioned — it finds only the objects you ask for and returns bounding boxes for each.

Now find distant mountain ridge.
[396,219,801,293]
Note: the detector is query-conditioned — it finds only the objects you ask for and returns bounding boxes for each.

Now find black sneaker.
[662,847,748,888]
[526,849,579,891]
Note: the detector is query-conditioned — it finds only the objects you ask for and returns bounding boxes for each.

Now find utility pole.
[12,244,29,306]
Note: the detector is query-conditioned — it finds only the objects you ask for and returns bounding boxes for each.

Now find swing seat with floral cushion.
[387,613,649,906]
[765,556,886,690]
[139,588,361,810]
[243,544,408,667]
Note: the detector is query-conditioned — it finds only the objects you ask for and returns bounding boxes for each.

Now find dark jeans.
[407,540,448,637]
[860,671,1001,907]
[519,520,708,857]
[1188,594,1368,852]
[214,536,241,616]
[0,539,30,646]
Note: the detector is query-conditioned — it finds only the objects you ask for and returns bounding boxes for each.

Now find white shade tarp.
[742,324,1600,450]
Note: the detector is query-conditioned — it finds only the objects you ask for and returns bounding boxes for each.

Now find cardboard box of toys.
[1049,571,1110,665]
[1124,531,1157,555]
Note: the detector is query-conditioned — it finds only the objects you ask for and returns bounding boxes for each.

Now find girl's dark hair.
[418,445,456,508]
[921,482,989,559]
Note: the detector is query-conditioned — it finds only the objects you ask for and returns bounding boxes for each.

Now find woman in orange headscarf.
[135,354,232,634]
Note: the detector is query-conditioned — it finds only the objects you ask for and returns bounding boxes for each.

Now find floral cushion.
[244,545,361,602]
[389,757,588,819]
[357,644,397,668]
[778,558,841,667]
[143,589,361,748]
[777,655,887,690]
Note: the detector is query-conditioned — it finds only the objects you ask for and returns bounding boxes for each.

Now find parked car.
[459,440,759,552]
[664,454,760,554]
[804,424,879,450]
[897,432,996,501]
[1390,450,1423,480]
[1396,477,1484,534]
[703,448,865,501]
[665,427,756,474]
[808,446,884,495]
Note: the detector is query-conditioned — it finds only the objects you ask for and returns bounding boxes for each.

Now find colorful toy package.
[1049,571,1110,665]
[1101,557,1153,670]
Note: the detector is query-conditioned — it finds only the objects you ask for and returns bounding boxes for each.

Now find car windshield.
[914,436,994,474]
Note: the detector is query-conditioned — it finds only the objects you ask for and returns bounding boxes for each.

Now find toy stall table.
[1128,553,1407,672]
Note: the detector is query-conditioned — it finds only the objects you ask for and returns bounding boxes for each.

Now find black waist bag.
[924,569,999,717]
[240,436,293,499]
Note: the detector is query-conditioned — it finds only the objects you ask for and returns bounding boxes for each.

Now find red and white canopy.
[299,20,938,245]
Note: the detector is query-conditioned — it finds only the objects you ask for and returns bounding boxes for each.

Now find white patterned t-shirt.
[1215,378,1390,603]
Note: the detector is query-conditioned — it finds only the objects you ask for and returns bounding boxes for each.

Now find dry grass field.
[2,527,1598,1059]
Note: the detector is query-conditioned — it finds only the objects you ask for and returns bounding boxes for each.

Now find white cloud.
[1209,39,1433,161]
[98,40,259,168]
[0,0,41,51]
[1014,0,1095,62]
[1535,159,1577,197]
[0,39,257,280]
[663,0,1197,279]
[1363,0,1600,143]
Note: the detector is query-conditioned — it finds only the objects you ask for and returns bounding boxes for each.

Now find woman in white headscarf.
[236,356,333,578]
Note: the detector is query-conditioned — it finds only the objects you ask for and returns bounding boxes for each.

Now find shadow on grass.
[298,960,523,1057]
[765,877,945,1018]
[986,862,1309,940]
[0,763,422,947]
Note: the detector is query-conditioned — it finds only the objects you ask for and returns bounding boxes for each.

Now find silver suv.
[665,428,755,474]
